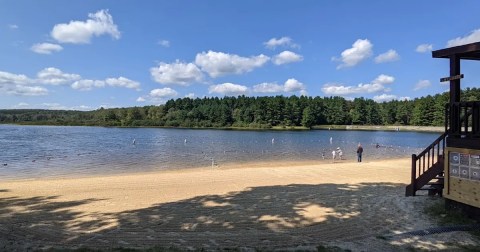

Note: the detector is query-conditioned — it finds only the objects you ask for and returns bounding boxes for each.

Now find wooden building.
[406,42,480,215]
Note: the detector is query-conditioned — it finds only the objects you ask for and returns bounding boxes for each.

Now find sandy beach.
[0,158,477,251]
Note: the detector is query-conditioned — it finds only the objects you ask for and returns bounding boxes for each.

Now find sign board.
[440,74,464,82]
[449,151,480,181]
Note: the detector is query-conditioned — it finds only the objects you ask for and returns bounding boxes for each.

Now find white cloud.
[284,78,305,92]
[150,60,203,86]
[185,93,195,98]
[51,9,120,44]
[158,40,170,47]
[4,85,48,96]
[30,43,63,54]
[13,102,91,110]
[39,103,91,110]
[36,67,81,85]
[0,71,32,85]
[447,29,480,47]
[137,88,179,104]
[0,71,47,96]
[253,82,284,93]
[272,51,303,65]
[252,78,306,94]
[333,39,373,69]
[414,80,431,91]
[321,74,395,96]
[71,77,140,91]
[209,83,249,96]
[416,44,433,53]
[195,50,269,78]
[373,94,398,102]
[105,77,140,90]
[150,87,178,98]
[264,36,299,50]
[373,94,411,102]
[71,79,105,91]
[8,24,18,29]
[374,49,400,63]
[1,68,138,94]
[373,74,395,85]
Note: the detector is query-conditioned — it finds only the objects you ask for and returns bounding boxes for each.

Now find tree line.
[1,88,479,129]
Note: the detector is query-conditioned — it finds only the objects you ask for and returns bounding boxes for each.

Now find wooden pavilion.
[406,42,480,215]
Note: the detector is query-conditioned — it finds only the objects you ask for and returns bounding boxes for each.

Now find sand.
[0,158,477,251]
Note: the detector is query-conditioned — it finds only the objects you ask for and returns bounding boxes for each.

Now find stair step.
[427,181,444,186]
[418,185,442,191]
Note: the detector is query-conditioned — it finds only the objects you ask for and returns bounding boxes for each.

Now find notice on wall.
[450,152,480,181]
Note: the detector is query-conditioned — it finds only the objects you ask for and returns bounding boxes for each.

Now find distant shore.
[313,125,444,133]
[1,158,475,251]
[4,122,445,133]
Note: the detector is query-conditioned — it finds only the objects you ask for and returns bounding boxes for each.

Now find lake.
[0,124,440,180]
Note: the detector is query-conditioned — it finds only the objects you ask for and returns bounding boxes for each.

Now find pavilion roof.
[432,42,480,60]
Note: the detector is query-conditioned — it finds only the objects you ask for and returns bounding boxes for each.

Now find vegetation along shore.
[1,88,479,129]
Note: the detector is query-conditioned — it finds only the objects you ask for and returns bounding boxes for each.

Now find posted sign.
[440,74,464,82]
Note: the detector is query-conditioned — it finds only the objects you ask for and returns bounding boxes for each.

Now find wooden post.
[449,56,461,135]
[445,103,449,134]
[450,56,461,103]
[411,154,417,196]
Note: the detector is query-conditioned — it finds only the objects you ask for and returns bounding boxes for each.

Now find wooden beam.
[433,42,480,59]
[450,56,461,103]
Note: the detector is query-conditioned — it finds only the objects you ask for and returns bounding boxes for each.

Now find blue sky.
[1,1,480,110]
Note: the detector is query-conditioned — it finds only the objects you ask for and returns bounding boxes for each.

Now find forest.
[1,88,479,129]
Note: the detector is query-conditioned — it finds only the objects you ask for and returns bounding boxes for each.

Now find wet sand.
[0,158,477,251]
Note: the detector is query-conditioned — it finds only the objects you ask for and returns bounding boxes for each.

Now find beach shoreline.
[0,158,476,251]
[0,156,409,183]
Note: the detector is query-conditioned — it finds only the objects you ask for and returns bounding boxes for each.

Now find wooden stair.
[405,132,446,196]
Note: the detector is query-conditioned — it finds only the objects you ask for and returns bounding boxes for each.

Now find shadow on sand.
[0,182,451,251]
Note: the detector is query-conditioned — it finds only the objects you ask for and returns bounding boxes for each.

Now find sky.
[1,0,480,111]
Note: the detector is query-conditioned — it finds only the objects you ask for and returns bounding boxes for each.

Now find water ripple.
[0,125,439,180]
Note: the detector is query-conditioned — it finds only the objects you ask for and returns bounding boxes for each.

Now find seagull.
[132,139,136,145]
[272,138,275,144]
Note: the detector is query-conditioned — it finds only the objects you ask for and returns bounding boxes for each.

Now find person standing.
[357,143,364,162]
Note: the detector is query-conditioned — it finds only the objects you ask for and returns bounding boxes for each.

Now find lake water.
[0,125,440,180]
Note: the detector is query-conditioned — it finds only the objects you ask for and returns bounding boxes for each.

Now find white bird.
[184,139,187,144]
[272,138,275,144]
[132,139,136,145]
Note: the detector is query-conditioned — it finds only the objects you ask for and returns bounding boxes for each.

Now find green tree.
[301,106,316,128]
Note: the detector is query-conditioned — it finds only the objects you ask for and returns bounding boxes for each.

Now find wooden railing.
[446,101,480,138]
[406,132,446,196]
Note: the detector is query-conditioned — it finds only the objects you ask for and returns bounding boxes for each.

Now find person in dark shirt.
[357,143,364,162]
